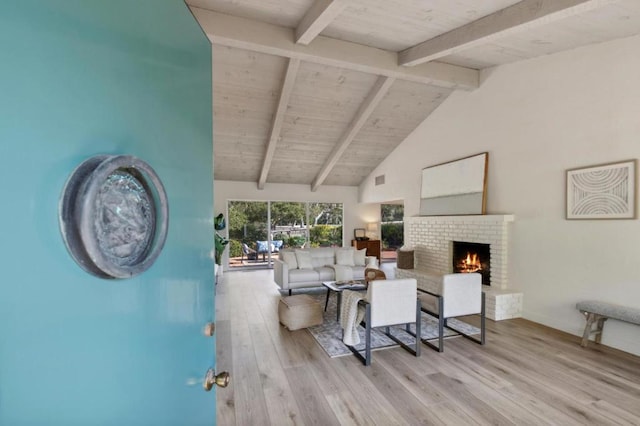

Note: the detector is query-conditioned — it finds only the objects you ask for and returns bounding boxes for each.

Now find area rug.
[307,294,481,358]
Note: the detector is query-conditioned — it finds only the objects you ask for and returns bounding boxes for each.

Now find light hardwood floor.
[215,268,640,425]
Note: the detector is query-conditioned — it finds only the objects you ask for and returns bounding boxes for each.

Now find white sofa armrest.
[273,258,289,289]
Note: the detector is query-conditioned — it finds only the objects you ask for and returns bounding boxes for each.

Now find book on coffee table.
[334,280,366,290]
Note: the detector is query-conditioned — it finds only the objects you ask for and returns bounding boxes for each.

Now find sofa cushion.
[310,247,336,257]
[351,265,366,280]
[354,248,367,266]
[295,250,313,269]
[336,248,355,266]
[281,251,297,269]
[316,266,335,282]
[312,256,332,269]
[289,267,320,282]
[309,247,337,268]
[256,240,269,253]
[331,264,354,281]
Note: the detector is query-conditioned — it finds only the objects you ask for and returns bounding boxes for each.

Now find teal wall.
[0,1,215,424]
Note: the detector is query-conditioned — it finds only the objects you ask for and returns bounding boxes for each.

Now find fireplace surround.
[396,215,523,320]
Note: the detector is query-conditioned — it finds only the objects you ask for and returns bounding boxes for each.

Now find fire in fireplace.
[452,241,490,285]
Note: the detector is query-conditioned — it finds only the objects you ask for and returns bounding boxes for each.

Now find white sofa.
[274,246,377,294]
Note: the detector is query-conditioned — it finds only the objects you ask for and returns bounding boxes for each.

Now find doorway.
[228,201,270,269]
[380,203,404,263]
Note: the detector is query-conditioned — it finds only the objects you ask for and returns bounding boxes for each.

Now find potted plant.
[214,213,229,278]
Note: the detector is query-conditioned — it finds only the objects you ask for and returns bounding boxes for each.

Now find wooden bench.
[576,301,640,347]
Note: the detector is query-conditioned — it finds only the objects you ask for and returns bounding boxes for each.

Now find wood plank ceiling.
[187,0,640,190]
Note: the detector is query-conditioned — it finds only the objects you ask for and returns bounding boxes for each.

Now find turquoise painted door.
[0,1,217,425]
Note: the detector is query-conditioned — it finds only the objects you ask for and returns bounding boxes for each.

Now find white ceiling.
[187,0,640,190]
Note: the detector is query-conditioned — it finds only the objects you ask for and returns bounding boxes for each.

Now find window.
[227,200,343,268]
[228,201,268,268]
[271,202,308,249]
[308,202,343,247]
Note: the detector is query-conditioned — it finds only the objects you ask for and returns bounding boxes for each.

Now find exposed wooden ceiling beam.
[399,0,614,67]
[296,0,348,45]
[190,7,478,90]
[258,58,300,190]
[311,76,395,192]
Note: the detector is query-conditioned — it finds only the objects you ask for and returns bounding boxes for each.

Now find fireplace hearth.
[452,241,490,286]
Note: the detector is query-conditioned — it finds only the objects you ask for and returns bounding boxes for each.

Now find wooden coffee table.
[322,280,367,321]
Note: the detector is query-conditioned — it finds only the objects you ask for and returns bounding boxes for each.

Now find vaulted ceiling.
[186,0,640,190]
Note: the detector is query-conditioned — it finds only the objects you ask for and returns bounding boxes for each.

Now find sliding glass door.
[227,200,344,269]
[228,201,268,268]
[271,202,308,250]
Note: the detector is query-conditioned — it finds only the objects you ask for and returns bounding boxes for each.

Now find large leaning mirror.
[419,152,488,216]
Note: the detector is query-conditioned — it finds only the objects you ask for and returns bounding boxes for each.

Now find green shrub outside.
[271,233,304,248]
[229,239,242,258]
[310,224,342,247]
[287,235,306,248]
[381,222,403,249]
[272,232,288,241]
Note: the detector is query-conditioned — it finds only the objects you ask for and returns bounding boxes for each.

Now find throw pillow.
[353,248,367,266]
[366,256,378,268]
[295,250,313,269]
[336,248,355,266]
[256,240,268,253]
[281,251,298,269]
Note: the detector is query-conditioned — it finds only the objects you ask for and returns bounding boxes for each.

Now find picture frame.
[353,228,367,240]
[566,159,636,220]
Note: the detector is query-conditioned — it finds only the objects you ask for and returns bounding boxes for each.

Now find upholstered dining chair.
[345,278,421,366]
[418,272,485,352]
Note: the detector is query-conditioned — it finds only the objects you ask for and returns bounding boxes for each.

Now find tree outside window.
[308,202,343,247]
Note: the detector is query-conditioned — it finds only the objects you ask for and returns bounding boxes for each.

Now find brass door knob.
[203,322,215,337]
[203,368,230,391]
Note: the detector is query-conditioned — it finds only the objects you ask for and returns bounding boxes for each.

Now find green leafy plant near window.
[214,213,229,265]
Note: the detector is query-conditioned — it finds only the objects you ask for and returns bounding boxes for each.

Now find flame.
[457,252,482,273]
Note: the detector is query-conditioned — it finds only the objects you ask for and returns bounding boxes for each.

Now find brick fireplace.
[396,215,523,320]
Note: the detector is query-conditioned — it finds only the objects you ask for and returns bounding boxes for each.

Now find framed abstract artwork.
[566,160,636,220]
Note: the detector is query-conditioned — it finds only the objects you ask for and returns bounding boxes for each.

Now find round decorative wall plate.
[59,155,169,279]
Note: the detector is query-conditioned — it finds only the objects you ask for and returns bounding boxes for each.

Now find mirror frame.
[419,152,488,216]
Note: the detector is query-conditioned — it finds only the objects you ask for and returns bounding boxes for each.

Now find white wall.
[360,34,640,355]
[214,180,379,268]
